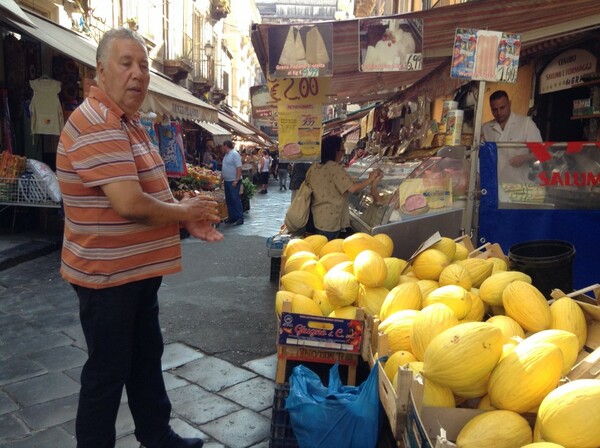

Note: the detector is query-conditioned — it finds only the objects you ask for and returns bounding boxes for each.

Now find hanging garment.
[305,27,329,66]
[29,78,64,135]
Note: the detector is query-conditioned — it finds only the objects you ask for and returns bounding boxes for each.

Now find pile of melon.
[276,233,600,448]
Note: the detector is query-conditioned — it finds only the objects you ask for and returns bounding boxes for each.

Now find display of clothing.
[29,77,64,136]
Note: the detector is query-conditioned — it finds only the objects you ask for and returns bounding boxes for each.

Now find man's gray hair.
[96,28,147,66]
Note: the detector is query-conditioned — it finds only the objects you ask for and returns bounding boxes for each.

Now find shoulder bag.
[284,180,312,234]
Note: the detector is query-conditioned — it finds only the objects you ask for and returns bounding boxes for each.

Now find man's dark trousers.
[73,276,174,448]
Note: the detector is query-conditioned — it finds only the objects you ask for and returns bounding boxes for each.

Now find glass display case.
[347,152,471,259]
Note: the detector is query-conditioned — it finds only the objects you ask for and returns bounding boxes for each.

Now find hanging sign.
[539,49,597,94]
[359,18,423,72]
[250,85,276,120]
[268,24,333,79]
[450,28,521,83]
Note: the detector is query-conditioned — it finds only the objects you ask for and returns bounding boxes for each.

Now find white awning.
[195,121,231,136]
[218,112,256,136]
[1,11,217,122]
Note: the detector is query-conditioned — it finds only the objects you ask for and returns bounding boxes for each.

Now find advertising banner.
[450,28,521,83]
[539,49,597,94]
[359,18,423,72]
[268,23,333,79]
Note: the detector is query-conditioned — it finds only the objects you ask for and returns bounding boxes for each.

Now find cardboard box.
[276,300,367,384]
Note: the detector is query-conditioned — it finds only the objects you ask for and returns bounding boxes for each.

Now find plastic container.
[508,240,576,299]
[270,383,298,448]
[444,109,464,145]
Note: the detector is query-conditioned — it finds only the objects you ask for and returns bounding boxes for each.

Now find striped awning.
[251,0,600,105]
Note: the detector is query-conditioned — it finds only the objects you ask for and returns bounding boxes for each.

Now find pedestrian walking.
[221,140,245,225]
[278,161,289,191]
[258,148,272,194]
[56,27,222,448]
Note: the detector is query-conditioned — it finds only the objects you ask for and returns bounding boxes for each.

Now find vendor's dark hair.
[321,135,343,163]
[490,90,509,102]
[223,140,234,149]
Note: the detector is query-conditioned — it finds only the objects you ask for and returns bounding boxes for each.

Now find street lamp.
[204,42,214,59]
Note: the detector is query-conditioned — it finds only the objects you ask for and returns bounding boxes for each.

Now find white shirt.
[482,112,542,143]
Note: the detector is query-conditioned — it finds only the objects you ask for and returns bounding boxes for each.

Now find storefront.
[252,0,600,289]
[0,9,220,230]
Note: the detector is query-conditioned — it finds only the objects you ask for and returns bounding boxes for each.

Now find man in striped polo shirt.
[56,28,220,448]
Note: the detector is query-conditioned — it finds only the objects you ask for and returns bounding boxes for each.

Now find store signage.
[450,28,521,83]
[539,49,597,94]
[359,17,423,72]
[268,23,333,79]
[250,85,276,120]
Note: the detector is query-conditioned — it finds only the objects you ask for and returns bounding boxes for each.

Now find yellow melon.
[383,350,417,381]
[458,258,494,287]
[275,291,296,317]
[328,306,359,319]
[354,250,387,287]
[430,237,457,260]
[460,290,486,322]
[438,263,473,290]
[319,251,350,271]
[521,329,579,376]
[477,394,496,410]
[479,270,532,307]
[284,251,318,274]
[357,285,389,316]
[303,234,328,255]
[488,342,563,413]
[318,238,344,257]
[411,248,449,281]
[422,322,503,389]
[550,296,588,351]
[289,294,323,316]
[486,315,525,342]
[382,310,419,352]
[423,285,472,320]
[323,269,359,307]
[312,289,336,316]
[423,378,455,408]
[456,410,532,448]
[452,243,469,261]
[280,270,323,298]
[489,256,508,274]
[537,379,600,448]
[328,260,354,275]
[342,232,388,259]
[379,283,422,322]
[502,281,551,333]
[373,233,394,257]
[416,279,439,303]
[283,238,313,257]
[299,259,326,281]
[383,257,408,290]
[410,303,458,361]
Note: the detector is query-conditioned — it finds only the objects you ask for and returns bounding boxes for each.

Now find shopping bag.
[284,181,312,234]
[285,362,381,448]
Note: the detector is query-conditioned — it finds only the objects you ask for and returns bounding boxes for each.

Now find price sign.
[268,77,330,105]
[405,53,423,71]
[497,65,518,83]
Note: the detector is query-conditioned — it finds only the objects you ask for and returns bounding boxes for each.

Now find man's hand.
[509,153,535,168]
[179,196,221,223]
[183,220,224,242]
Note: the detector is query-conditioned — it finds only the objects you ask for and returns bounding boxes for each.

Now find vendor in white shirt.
[482,90,543,186]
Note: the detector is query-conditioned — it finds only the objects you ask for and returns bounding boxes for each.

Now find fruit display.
[170,163,220,195]
[275,232,600,447]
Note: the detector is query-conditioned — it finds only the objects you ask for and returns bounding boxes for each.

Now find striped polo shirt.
[56,86,181,289]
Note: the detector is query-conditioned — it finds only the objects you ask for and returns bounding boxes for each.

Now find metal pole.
[462,80,486,242]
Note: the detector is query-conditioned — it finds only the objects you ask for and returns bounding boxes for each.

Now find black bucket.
[508,240,575,299]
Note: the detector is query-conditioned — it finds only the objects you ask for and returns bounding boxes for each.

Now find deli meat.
[405,194,427,211]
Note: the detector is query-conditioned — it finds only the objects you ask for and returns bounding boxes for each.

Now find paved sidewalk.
[0,177,292,448]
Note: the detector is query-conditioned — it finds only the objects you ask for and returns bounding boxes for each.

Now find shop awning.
[251,0,600,105]
[0,0,36,28]
[218,112,256,136]
[1,11,217,122]
[195,121,231,136]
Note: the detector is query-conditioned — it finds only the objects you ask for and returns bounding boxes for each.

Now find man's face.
[490,96,511,125]
[97,38,150,118]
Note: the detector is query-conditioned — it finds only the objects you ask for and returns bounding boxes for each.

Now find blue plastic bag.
[285,362,381,448]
